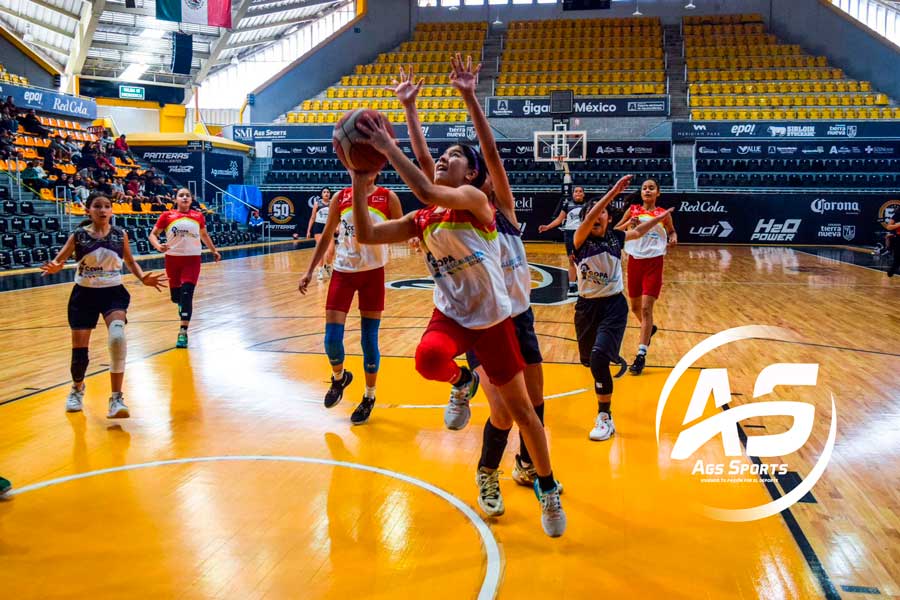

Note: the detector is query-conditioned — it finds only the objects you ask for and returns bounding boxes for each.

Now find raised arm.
[450,53,516,223]
[389,65,435,181]
[626,208,675,241]
[574,175,633,250]
[350,172,417,245]
[357,115,492,224]
[306,203,319,237]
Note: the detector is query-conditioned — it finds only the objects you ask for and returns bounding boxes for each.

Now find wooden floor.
[0,243,897,599]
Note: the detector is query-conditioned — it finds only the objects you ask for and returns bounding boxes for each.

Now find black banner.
[495,140,671,160]
[229,123,497,143]
[487,96,669,118]
[664,192,899,245]
[673,121,900,141]
[273,141,445,162]
[694,140,900,158]
[132,149,202,188]
[205,153,245,202]
[261,190,317,237]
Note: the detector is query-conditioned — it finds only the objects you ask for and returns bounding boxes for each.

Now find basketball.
[332,108,395,172]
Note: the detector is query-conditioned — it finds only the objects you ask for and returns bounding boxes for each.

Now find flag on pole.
[156,0,232,28]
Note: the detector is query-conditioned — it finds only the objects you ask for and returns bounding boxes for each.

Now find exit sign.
[119,85,145,100]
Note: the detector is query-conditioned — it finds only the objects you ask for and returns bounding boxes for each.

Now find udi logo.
[656,326,837,522]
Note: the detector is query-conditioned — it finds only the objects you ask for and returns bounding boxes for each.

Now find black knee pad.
[169,286,180,305]
[590,348,614,395]
[179,283,196,321]
[71,347,89,383]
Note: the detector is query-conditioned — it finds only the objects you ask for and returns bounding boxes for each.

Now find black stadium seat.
[12,248,31,267]
[20,232,36,248]
[0,249,11,269]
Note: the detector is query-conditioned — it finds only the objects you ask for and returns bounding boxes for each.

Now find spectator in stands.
[20,109,49,137]
[125,176,143,199]
[0,106,18,135]
[249,210,264,239]
[146,176,171,205]
[113,134,134,161]
[125,167,141,181]
[143,167,158,185]
[95,152,115,179]
[57,173,75,201]
[110,177,127,202]
[102,129,115,152]
[0,129,22,160]
[62,135,81,162]
[21,161,50,190]
[4,96,15,112]
[48,134,68,158]
[43,148,62,179]
[72,176,90,207]
[94,175,113,197]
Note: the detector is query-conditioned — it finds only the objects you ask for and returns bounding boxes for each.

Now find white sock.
[333,369,345,381]
[365,385,376,399]
[638,344,648,355]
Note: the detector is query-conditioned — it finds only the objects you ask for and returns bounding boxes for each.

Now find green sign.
[119,85,145,100]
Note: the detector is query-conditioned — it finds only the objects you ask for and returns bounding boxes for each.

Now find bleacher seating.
[495,17,667,97]
[286,22,486,125]
[685,14,898,120]
[695,157,900,189]
[0,63,29,86]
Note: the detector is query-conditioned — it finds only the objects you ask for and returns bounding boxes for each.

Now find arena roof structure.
[0,0,351,91]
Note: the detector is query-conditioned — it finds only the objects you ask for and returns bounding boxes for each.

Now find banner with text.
[694,140,900,158]
[673,121,900,141]
[487,96,670,118]
[227,123,503,143]
[261,190,316,237]
[0,82,97,120]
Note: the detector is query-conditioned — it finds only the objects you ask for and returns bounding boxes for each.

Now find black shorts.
[574,293,628,366]
[466,307,543,370]
[311,222,326,235]
[67,284,131,330]
[563,230,576,256]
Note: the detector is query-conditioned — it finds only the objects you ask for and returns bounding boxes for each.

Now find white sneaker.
[107,393,130,419]
[476,467,504,517]
[444,369,478,430]
[316,267,324,281]
[589,412,615,441]
[534,482,566,537]
[65,385,85,412]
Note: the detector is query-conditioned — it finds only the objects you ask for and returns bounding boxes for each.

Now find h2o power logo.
[656,326,837,522]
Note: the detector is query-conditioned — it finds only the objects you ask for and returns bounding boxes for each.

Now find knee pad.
[590,348,613,396]
[71,347,89,382]
[107,320,127,374]
[179,283,196,321]
[360,317,381,374]
[414,341,452,382]
[324,322,345,367]
[169,286,180,305]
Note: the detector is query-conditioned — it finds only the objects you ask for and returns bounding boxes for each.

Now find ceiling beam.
[187,0,255,100]
[224,34,281,50]
[63,0,104,94]
[25,0,81,21]
[246,0,336,19]
[27,38,70,56]
[235,15,313,32]
[249,0,335,9]
[0,17,64,73]
[92,40,212,59]
[0,6,74,37]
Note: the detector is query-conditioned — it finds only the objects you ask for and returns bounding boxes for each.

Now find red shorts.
[325,267,385,313]
[165,254,202,287]
[417,309,525,387]
[627,255,664,299]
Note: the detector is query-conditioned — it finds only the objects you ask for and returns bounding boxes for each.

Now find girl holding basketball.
[149,187,220,349]
[349,112,566,538]
[41,193,167,418]
[575,178,673,439]
[613,179,676,375]
[301,187,335,280]
[393,57,552,516]
[298,161,402,425]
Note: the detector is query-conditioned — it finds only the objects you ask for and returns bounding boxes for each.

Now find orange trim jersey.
[623,204,669,259]
[154,209,206,256]
[414,206,511,330]
[333,186,392,273]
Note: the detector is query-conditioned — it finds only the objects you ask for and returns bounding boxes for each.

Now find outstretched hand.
[141,271,167,291]
[612,174,634,194]
[40,259,64,276]
[387,65,425,106]
[449,53,481,95]
[356,113,396,153]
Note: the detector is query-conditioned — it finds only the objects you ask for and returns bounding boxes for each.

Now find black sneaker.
[0,476,11,496]
[629,353,646,375]
[350,396,375,425]
[324,371,353,408]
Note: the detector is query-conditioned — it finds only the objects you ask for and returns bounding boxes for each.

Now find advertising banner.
[673,121,900,141]
[694,140,900,158]
[487,96,670,118]
[228,123,504,143]
[261,190,316,237]
[0,82,97,119]
[496,140,671,160]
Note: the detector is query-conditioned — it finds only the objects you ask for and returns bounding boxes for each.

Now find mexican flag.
[156,0,232,28]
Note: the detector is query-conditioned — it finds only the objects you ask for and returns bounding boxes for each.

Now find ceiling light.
[492,16,502,25]
[685,1,696,9]
[230,54,239,66]
[448,5,458,10]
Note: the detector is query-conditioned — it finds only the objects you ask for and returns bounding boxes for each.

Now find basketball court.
[1,242,896,598]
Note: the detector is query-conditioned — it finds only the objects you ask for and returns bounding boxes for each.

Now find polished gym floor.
[0,242,897,599]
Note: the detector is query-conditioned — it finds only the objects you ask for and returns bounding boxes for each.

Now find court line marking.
[295,388,589,409]
[794,248,889,275]
[6,455,503,600]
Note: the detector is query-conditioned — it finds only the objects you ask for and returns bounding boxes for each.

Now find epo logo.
[656,326,837,522]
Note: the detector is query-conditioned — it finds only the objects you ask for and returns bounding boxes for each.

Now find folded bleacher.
[686,14,899,121]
